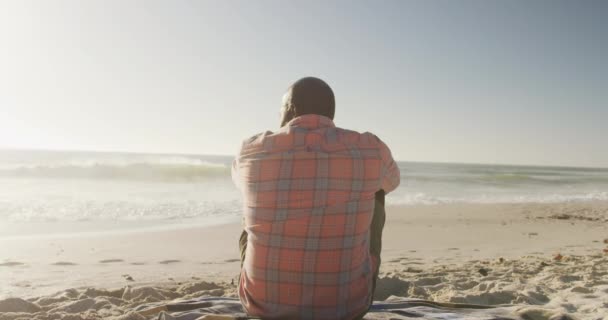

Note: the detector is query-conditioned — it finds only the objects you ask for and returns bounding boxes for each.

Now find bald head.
[280,77,335,126]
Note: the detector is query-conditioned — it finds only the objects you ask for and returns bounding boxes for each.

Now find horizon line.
[2,145,607,171]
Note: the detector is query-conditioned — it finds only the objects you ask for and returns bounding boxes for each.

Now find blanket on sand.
[134,296,576,320]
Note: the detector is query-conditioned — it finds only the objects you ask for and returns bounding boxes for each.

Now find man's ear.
[280,105,296,127]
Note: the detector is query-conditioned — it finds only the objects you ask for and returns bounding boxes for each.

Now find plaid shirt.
[232,114,400,320]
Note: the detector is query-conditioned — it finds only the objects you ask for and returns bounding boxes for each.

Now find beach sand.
[1,202,607,319]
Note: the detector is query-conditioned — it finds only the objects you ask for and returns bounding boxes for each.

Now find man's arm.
[378,139,400,194]
[375,190,385,206]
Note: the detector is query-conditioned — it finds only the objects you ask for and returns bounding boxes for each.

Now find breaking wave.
[0,158,231,182]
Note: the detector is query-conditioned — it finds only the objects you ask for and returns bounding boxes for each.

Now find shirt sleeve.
[231,131,268,192]
[378,138,400,194]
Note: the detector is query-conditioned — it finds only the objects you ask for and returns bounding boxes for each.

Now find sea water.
[1,149,607,237]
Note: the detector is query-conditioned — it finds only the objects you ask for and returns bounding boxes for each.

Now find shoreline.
[0,215,241,241]
[2,199,607,241]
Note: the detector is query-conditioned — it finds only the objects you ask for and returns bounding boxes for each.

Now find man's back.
[232,114,400,320]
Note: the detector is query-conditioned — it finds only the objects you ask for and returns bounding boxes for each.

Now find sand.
[1,201,607,319]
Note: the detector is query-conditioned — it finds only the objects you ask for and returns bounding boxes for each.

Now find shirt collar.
[285,114,335,129]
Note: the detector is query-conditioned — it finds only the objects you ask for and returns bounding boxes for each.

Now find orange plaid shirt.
[232,114,400,320]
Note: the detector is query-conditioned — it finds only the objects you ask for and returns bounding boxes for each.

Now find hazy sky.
[1,1,606,167]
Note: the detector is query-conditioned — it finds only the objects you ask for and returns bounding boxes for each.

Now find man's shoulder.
[237,127,387,154]
[240,130,275,147]
[333,126,383,146]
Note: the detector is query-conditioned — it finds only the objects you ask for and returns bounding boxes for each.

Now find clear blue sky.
[1,1,606,167]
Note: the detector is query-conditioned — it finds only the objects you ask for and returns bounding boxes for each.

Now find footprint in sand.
[402,267,423,273]
[51,261,77,266]
[11,281,31,288]
[122,274,135,281]
[559,275,582,282]
[0,261,25,267]
[159,260,181,265]
[99,259,124,263]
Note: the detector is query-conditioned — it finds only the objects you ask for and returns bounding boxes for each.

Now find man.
[232,77,400,320]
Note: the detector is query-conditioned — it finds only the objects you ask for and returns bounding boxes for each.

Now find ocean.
[1,149,607,238]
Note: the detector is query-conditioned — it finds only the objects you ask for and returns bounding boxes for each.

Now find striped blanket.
[134,296,575,320]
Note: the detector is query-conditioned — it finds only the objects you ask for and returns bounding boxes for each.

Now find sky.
[0,0,606,167]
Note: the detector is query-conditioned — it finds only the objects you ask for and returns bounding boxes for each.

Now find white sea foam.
[387,191,608,205]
